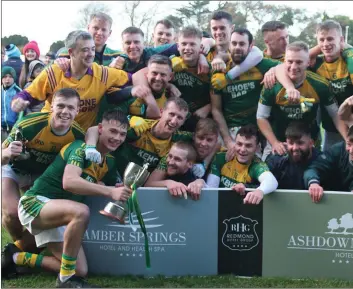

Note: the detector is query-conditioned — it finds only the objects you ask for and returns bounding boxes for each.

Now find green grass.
[2,229,353,288]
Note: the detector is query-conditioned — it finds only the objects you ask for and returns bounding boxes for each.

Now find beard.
[288,148,311,163]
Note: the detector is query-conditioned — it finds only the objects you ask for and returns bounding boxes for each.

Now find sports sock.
[13,252,43,267]
[59,254,77,282]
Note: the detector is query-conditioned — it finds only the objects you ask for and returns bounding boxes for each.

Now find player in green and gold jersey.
[207,124,278,205]
[257,41,347,161]
[2,110,131,287]
[1,88,84,269]
[211,28,280,150]
[261,21,289,62]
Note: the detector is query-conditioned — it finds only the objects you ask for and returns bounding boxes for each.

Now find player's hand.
[193,104,211,119]
[54,58,70,72]
[261,67,276,89]
[308,183,324,203]
[166,83,181,98]
[272,141,287,155]
[85,145,101,164]
[200,43,211,55]
[211,72,229,90]
[109,56,126,70]
[211,57,227,73]
[131,85,152,99]
[5,141,23,159]
[187,179,205,201]
[243,189,263,205]
[110,186,132,202]
[171,57,188,72]
[231,183,246,196]
[129,116,150,136]
[285,88,301,104]
[11,98,30,113]
[192,163,206,178]
[225,140,236,162]
[197,54,210,75]
[166,180,188,199]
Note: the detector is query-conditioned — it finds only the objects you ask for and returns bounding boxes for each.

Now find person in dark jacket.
[1,66,21,141]
[304,126,353,202]
[3,44,23,87]
[266,121,321,190]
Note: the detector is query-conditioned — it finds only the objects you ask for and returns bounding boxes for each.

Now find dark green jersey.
[2,112,85,174]
[121,120,193,171]
[58,45,123,66]
[24,140,117,201]
[210,152,269,188]
[303,142,353,191]
[171,56,211,113]
[310,48,353,132]
[213,58,280,128]
[259,71,335,141]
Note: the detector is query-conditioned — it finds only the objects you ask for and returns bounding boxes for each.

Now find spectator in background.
[3,44,23,87]
[1,66,21,141]
[19,41,41,89]
[24,60,46,114]
[1,46,5,64]
[44,51,55,66]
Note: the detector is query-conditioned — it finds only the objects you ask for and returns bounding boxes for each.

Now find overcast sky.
[2,1,353,55]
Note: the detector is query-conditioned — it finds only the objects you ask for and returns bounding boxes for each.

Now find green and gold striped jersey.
[2,112,85,174]
[259,71,335,141]
[310,48,353,132]
[213,58,280,128]
[24,140,117,202]
[210,152,269,188]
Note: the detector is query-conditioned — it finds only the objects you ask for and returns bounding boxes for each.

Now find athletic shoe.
[55,275,100,288]
[1,243,21,279]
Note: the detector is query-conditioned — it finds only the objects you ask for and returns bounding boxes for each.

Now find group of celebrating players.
[1,9,353,288]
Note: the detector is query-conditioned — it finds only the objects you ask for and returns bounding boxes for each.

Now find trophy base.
[99,202,127,224]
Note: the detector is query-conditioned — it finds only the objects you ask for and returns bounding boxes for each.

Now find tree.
[2,35,29,51]
[49,41,65,54]
[330,15,353,44]
[74,1,111,29]
[176,1,211,29]
[165,15,184,32]
[295,14,322,48]
[327,218,340,233]
[339,213,353,234]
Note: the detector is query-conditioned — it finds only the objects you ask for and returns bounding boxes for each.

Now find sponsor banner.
[263,191,353,280]
[218,190,263,276]
[83,188,218,276]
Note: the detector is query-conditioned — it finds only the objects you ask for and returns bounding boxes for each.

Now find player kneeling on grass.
[206,124,278,204]
[2,110,132,288]
[145,141,208,200]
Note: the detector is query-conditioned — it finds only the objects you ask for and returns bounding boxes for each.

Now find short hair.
[232,28,254,45]
[179,26,203,39]
[155,19,175,30]
[148,54,172,70]
[163,97,189,113]
[211,10,233,23]
[195,118,219,136]
[316,20,343,36]
[286,41,309,53]
[348,125,353,140]
[285,121,312,141]
[53,88,80,104]
[102,109,130,129]
[65,30,93,50]
[236,124,260,144]
[90,12,113,28]
[261,21,287,34]
[122,26,144,38]
[172,141,197,162]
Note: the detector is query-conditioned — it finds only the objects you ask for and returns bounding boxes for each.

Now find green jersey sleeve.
[256,58,281,75]
[65,141,86,169]
[249,158,270,180]
[342,48,353,81]
[156,156,168,172]
[210,152,227,177]
[171,130,193,142]
[259,86,276,106]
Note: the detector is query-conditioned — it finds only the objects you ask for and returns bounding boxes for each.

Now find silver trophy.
[99,162,150,224]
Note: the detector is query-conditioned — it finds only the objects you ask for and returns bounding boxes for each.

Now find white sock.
[12,252,19,263]
[59,273,74,283]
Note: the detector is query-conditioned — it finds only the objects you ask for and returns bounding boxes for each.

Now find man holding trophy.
[2,110,131,288]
